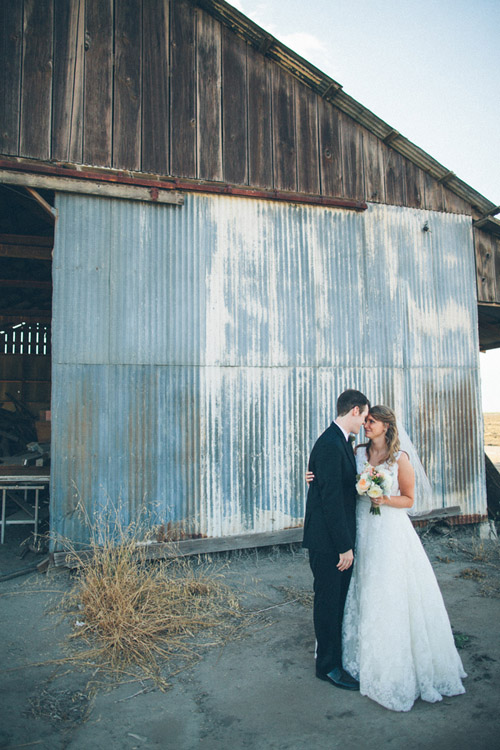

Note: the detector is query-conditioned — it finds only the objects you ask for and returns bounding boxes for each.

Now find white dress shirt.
[334,420,350,442]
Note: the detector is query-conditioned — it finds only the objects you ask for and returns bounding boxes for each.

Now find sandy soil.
[484,413,500,468]
[1,525,499,750]
[484,413,500,447]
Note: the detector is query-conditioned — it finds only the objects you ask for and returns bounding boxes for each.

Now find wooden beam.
[0,170,184,205]
[0,243,52,260]
[0,312,51,322]
[53,510,466,569]
[0,279,52,289]
[23,187,56,223]
[321,81,342,100]
[0,234,53,247]
[411,505,461,522]
[53,528,305,568]
[0,161,368,211]
[438,170,455,185]
[383,128,400,145]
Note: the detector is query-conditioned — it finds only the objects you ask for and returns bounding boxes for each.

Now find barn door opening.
[0,183,53,549]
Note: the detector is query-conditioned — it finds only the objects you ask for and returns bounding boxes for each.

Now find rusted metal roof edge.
[196,0,497,221]
[473,215,500,238]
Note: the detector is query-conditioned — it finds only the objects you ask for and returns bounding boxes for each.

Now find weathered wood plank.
[0,168,184,204]
[83,0,113,165]
[20,0,53,160]
[247,46,273,188]
[295,80,320,195]
[494,237,500,306]
[142,0,170,174]
[0,279,52,289]
[411,505,461,523]
[222,27,248,185]
[170,0,197,177]
[404,157,425,209]
[143,529,304,559]
[0,312,52,323]
[385,148,406,206]
[340,112,364,200]
[0,234,53,247]
[422,171,445,212]
[24,187,55,222]
[196,10,222,181]
[474,229,497,303]
[0,0,23,155]
[318,97,342,197]
[52,506,468,568]
[52,0,85,163]
[363,128,385,203]
[443,185,472,215]
[113,0,142,170]
[272,64,297,191]
[53,527,305,567]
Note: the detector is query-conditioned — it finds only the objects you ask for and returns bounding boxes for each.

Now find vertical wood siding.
[0,0,473,215]
[20,0,54,160]
[83,0,113,165]
[475,229,500,304]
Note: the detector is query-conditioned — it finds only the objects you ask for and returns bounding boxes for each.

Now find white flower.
[367,484,383,499]
[356,474,371,494]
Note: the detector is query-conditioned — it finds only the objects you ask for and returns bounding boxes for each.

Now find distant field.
[484,413,500,446]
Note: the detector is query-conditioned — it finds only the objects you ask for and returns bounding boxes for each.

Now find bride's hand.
[305,470,315,485]
[372,495,388,506]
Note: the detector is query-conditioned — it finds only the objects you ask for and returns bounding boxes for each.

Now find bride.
[307,405,466,712]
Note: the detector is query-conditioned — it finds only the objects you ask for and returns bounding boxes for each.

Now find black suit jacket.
[302,422,357,555]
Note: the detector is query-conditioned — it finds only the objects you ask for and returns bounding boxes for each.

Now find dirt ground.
[484,413,500,467]
[1,522,499,750]
[484,413,500,447]
[1,415,498,750]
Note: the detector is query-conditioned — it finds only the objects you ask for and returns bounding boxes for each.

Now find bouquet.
[356,462,393,515]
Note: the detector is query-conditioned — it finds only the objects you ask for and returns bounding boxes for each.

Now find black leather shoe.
[316,667,360,691]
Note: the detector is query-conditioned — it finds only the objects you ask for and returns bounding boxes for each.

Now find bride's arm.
[375,453,415,509]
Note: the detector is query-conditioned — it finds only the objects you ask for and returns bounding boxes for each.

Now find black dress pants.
[309,549,353,676]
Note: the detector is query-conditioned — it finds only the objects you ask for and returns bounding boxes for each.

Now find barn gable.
[1,0,499,343]
[0,0,493,215]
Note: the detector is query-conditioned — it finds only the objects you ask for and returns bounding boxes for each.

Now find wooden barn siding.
[0,0,472,216]
[475,229,500,304]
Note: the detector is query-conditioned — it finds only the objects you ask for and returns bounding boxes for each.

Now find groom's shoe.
[316,667,360,691]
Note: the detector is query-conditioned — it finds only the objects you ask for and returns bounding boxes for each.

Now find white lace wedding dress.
[342,447,466,712]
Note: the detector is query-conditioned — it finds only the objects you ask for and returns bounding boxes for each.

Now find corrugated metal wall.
[51,192,485,545]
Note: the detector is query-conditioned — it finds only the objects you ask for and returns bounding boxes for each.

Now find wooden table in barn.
[0,467,50,544]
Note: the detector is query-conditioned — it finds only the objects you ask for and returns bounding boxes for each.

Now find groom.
[303,389,370,690]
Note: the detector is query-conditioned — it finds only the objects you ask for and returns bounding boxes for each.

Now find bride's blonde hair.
[364,405,400,465]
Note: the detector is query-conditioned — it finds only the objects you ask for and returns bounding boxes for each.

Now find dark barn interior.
[0,185,53,549]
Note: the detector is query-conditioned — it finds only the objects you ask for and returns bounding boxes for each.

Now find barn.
[1,0,499,551]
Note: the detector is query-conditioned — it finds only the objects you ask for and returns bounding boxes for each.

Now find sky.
[230,0,500,411]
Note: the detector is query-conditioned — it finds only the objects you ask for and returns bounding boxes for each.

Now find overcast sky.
[230,0,500,411]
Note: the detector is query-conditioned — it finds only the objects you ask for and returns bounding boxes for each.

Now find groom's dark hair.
[336,389,370,417]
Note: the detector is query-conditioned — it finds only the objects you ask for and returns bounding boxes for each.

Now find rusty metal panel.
[50,193,485,545]
[406,367,485,513]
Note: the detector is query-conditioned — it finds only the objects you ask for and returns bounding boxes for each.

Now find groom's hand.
[337,549,354,571]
